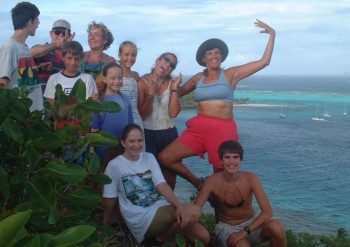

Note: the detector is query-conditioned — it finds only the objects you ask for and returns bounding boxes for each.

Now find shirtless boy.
[194,140,286,247]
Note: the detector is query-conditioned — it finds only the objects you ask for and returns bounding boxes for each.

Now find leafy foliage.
[0,81,120,246]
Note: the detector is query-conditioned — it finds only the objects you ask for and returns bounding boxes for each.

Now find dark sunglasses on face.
[160,56,176,70]
[53,29,70,36]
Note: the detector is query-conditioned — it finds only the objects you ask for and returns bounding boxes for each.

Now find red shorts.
[176,114,238,169]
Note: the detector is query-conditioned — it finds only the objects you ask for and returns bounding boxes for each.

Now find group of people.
[0,2,287,246]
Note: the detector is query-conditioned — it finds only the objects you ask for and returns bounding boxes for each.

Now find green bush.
[0,81,120,246]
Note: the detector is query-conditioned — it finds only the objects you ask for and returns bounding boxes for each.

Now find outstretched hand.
[255,19,275,34]
[171,72,183,90]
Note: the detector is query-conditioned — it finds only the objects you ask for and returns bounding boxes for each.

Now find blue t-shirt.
[92,93,134,160]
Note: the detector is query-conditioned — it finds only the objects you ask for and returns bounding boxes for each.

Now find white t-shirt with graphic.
[103,152,169,243]
[43,72,97,99]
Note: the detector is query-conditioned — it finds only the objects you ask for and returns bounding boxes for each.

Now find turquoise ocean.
[173,75,350,236]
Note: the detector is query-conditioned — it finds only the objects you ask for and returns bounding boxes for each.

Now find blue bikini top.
[194,70,234,103]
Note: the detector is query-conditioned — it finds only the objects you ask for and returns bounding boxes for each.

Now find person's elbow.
[262,207,273,219]
[260,59,271,68]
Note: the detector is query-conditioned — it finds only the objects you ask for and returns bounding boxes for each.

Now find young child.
[91,62,134,163]
[118,41,143,129]
[43,40,97,104]
[195,140,287,247]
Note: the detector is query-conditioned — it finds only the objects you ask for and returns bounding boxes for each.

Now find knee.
[264,219,286,238]
[196,226,211,246]
[158,149,172,167]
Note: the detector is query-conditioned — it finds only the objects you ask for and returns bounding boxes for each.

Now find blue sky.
[1,0,349,76]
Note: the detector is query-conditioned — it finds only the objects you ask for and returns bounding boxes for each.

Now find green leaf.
[31,132,63,150]
[48,225,95,247]
[55,125,80,142]
[0,210,31,246]
[26,177,55,209]
[65,187,101,206]
[10,100,29,122]
[9,87,20,100]
[100,101,121,112]
[69,79,86,103]
[81,131,118,147]
[48,207,60,225]
[12,235,40,247]
[43,100,53,113]
[87,174,112,185]
[46,161,87,183]
[84,153,100,174]
[175,234,186,247]
[24,140,38,165]
[0,168,9,202]
[1,117,24,144]
[78,100,103,112]
[195,239,205,247]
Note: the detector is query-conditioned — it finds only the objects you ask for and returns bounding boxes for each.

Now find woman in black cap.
[159,19,275,190]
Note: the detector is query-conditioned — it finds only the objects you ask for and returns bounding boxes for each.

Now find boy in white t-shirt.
[44,41,97,104]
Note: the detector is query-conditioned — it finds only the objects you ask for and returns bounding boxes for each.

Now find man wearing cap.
[159,20,276,191]
[31,19,75,93]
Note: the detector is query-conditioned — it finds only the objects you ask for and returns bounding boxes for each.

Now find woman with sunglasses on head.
[118,41,143,129]
[158,20,276,190]
[79,21,116,94]
[103,124,210,246]
[137,52,182,169]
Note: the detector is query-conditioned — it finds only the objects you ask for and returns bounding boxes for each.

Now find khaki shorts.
[145,205,176,237]
[216,214,271,247]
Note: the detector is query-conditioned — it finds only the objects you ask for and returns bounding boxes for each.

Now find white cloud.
[0,0,349,75]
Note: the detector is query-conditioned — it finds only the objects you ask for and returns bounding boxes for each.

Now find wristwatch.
[243,226,251,235]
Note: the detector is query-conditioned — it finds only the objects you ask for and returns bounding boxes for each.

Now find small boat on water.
[343,101,348,116]
[322,103,331,118]
[312,104,327,121]
[279,104,286,118]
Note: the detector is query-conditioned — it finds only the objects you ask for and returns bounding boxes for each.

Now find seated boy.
[194,140,287,247]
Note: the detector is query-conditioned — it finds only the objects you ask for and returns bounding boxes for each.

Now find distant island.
[180,92,250,108]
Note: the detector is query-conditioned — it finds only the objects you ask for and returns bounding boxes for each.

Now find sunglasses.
[53,29,70,36]
[160,56,176,70]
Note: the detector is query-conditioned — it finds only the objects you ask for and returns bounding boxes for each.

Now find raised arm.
[228,19,276,88]
[31,31,75,58]
[179,72,201,97]
[137,75,155,119]
[168,73,182,117]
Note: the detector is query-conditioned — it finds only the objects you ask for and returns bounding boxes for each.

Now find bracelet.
[171,89,178,93]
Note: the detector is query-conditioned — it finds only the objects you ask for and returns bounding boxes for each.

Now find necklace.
[151,74,164,89]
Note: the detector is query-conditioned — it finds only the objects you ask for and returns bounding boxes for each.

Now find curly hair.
[87,21,114,50]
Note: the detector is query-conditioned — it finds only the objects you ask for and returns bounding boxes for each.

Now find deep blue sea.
[173,75,350,236]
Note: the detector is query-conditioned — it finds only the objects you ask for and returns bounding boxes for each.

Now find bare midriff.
[218,205,256,225]
[197,100,233,119]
